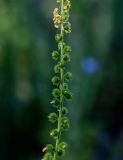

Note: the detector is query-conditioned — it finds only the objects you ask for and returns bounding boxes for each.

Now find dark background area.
[0,0,123,160]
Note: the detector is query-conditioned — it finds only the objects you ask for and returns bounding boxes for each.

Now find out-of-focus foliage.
[0,0,123,160]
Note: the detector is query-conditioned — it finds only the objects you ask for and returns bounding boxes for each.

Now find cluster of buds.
[53,0,71,33]
[42,0,72,160]
[53,8,62,28]
[64,0,71,12]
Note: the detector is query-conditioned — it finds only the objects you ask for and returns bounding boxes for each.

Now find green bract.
[42,0,72,160]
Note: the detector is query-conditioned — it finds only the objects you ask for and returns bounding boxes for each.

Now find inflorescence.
[42,0,72,160]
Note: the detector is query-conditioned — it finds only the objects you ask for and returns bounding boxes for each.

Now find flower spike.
[42,0,72,160]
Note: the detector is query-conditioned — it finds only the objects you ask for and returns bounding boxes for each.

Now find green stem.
[53,0,64,160]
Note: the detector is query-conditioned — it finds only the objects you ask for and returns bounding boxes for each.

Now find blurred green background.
[0,0,123,160]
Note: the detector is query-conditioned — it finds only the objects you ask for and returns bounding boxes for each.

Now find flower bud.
[58,61,65,68]
[51,51,60,60]
[64,0,71,11]
[50,129,59,139]
[57,0,61,3]
[61,117,69,130]
[51,76,60,86]
[54,64,61,73]
[62,90,73,100]
[52,88,60,98]
[64,45,72,52]
[48,113,58,123]
[64,72,72,81]
[57,149,64,156]
[63,54,70,62]
[57,142,68,156]
[64,22,71,33]
[59,142,68,150]
[55,34,62,41]
[53,8,62,28]
[58,42,65,50]
[42,152,53,160]
[62,83,69,90]
[50,98,60,107]
[62,107,68,115]
[62,13,69,21]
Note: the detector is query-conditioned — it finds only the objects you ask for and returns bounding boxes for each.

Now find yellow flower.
[53,8,62,28]
[64,0,71,12]
[56,0,61,3]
